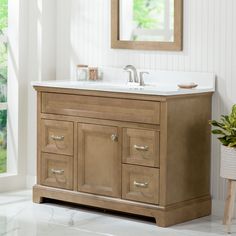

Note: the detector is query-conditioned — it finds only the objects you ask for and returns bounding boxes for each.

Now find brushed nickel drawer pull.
[51,169,65,175]
[134,181,148,188]
[51,135,65,141]
[111,134,118,142]
[134,144,149,151]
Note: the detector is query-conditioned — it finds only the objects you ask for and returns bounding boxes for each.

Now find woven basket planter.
[220,145,236,180]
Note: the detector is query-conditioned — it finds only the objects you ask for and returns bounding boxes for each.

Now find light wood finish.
[223,179,232,225]
[159,101,168,206]
[111,0,183,51]
[33,86,213,227]
[73,123,78,191]
[41,114,159,131]
[123,128,159,167]
[122,164,159,204]
[155,195,211,227]
[41,153,73,190]
[33,194,43,204]
[37,92,42,185]
[78,123,121,198]
[33,185,211,227]
[42,92,160,124]
[159,95,212,206]
[223,180,236,233]
[41,119,74,156]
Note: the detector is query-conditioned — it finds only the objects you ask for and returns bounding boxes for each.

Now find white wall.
[55,0,236,207]
[26,0,57,186]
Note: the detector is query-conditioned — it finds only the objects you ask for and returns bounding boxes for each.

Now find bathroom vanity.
[32,72,215,227]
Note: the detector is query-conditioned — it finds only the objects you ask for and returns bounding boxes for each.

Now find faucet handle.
[139,72,149,86]
[124,70,133,83]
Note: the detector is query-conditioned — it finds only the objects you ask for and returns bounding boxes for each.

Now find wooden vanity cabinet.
[33,87,213,227]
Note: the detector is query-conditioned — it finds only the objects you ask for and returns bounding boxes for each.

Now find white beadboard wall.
[56,0,236,203]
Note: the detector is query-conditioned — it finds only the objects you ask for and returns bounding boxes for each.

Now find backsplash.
[56,0,236,202]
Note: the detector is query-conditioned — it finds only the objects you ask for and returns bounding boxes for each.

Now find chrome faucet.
[124,65,150,86]
[123,65,139,83]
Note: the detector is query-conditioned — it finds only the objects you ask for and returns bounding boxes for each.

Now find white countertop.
[32,80,215,96]
[32,68,215,96]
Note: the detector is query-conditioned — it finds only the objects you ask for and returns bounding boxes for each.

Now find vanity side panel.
[37,91,42,185]
[159,101,168,206]
[165,94,212,205]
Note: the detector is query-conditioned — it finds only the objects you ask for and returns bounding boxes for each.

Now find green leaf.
[211,129,226,135]
[229,104,236,124]
[209,120,225,129]
[222,115,230,122]
[218,137,229,146]
[210,104,236,147]
[229,142,236,147]
[232,104,236,117]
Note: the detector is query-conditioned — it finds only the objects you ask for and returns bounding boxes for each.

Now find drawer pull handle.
[111,134,118,142]
[134,145,149,151]
[51,169,65,175]
[134,181,149,188]
[51,135,65,141]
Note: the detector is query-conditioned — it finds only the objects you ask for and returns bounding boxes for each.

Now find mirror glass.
[119,0,174,42]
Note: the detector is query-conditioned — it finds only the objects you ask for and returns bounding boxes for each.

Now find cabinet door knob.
[134,144,149,151]
[111,134,118,142]
[51,135,65,141]
[51,169,64,175]
[134,181,149,188]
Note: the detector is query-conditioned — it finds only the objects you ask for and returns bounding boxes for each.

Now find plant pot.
[220,145,236,179]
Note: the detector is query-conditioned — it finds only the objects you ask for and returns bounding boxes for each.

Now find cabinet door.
[78,123,121,197]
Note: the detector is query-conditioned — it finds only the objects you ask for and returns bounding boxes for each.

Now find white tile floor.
[0,190,234,236]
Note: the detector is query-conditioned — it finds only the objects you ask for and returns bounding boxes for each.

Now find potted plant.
[210,104,236,179]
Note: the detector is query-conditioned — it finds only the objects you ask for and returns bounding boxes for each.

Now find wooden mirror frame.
[111,0,183,51]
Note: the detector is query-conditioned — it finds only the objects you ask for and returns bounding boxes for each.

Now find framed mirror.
[111,0,183,51]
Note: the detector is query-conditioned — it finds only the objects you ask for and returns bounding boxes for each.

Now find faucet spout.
[123,65,139,83]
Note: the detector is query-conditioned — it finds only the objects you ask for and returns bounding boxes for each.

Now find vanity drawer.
[42,92,160,124]
[122,164,159,204]
[41,119,74,156]
[40,153,73,190]
[123,128,160,167]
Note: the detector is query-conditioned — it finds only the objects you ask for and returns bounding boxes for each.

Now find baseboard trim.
[26,175,36,189]
[212,199,235,218]
[0,175,26,193]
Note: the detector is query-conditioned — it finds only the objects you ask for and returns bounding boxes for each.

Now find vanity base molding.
[33,185,211,227]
